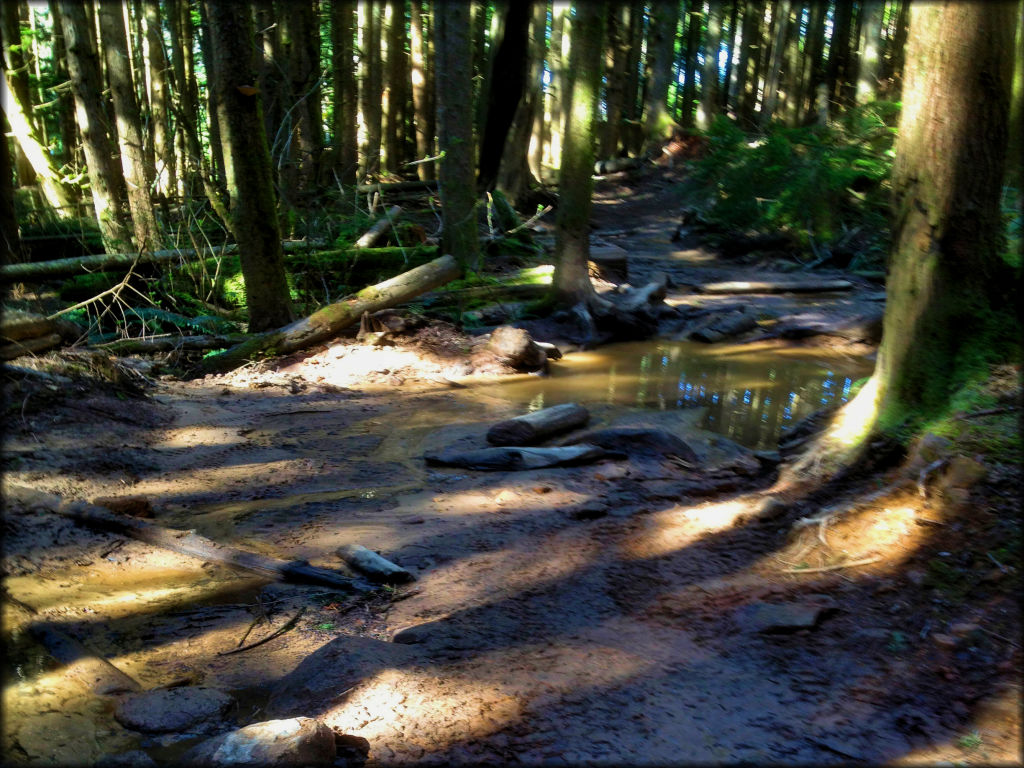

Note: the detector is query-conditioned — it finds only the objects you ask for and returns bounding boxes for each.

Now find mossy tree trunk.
[434,0,480,269]
[552,1,606,306]
[204,0,295,332]
[791,2,1018,477]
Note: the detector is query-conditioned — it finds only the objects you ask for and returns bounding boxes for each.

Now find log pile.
[1,310,83,360]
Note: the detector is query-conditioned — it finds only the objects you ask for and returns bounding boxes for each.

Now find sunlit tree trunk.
[737,0,765,125]
[546,2,570,171]
[553,1,606,305]
[384,0,408,174]
[58,0,133,249]
[166,0,196,197]
[620,0,644,155]
[48,1,80,170]
[643,0,680,148]
[359,0,383,178]
[600,3,628,157]
[143,0,173,199]
[528,0,549,178]
[698,0,722,129]
[254,0,283,171]
[779,0,802,124]
[721,0,739,111]
[331,0,359,185]
[197,0,226,186]
[0,113,21,260]
[759,0,792,124]
[434,0,479,268]
[1009,0,1022,181]
[97,0,162,251]
[1,3,35,187]
[791,2,1018,477]
[409,0,434,180]
[825,0,855,116]
[204,0,295,332]
[798,0,826,123]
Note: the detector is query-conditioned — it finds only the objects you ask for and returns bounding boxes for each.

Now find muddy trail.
[3,165,1021,766]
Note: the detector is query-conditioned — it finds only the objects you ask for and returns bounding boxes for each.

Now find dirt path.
[3,165,1020,766]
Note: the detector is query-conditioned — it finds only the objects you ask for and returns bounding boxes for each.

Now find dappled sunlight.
[153,424,247,451]
[622,497,757,559]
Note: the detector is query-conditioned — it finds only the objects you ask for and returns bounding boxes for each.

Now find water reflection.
[485,341,875,450]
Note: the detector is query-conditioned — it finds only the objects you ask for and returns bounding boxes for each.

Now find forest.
[2,0,1023,765]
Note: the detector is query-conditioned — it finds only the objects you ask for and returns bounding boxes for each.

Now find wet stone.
[95,749,159,767]
[114,686,234,734]
[181,717,336,767]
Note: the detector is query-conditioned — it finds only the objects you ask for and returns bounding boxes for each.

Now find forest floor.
[2,164,1021,766]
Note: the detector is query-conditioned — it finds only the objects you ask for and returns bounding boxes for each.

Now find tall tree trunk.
[197,0,226,186]
[643,0,680,148]
[737,0,765,125]
[1,2,36,187]
[166,0,196,197]
[277,0,323,203]
[553,1,606,305]
[383,0,408,175]
[478,0,531,191]
[721,0,740,111]
[759,0,792,124]
[798,0,826,123]
[57,0,133,248]
[496,0,545,204]
[698,0,723,129]
[48,0,80,170]
[794,1,1018,475]
[779,0,802,124]
[97,0,162,252]
[0,110,20,260]
[254,0,284,174]
[435,0,480,268]
[408,0,433,179]
[204,0,295,332]
[143,0,173,199]
[881,0,910,101]
[600,3,628,157]
[332,0,359,185]
[359,0,383,178]
[825,0,854,116]
[546,1,571,171]
[680,1,701,129]
[528,0,549,178]
[620,0,643,155]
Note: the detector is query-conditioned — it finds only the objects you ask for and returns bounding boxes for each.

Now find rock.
[942,455,987,489]
[16,712,103,765]
[424,444,606,471]
[931,633,957,649]
[392,625,429,644]
[180,717,336,767]
[906,432,953,471]
[689,309,758,343]
[734,600,837,634]
[114,686,234,734]
[485,326,548,370]
[562,427,698,464]
[334,733,371,765]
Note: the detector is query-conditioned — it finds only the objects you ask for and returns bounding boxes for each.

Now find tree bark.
[620,0,644,155]
[855,0,885,105]
[97,0,162,252]
[487,403,591,446]
[0,105,20,260]
[57,0,134,250]
[143,0,173,198]
[680,2,701,129]
[331,0,360,185]
[197,254,461,375]
[435,1,480,268]
[642,0,680,148]
[698,0,722,129]
[205,0,295,332]
[553,1,606,306]
[759,0,792,124]
[798,0,826,123]
[383,0,408,174]
[790,2,1018,477]
[359,0,383,178]
[546,2,570,170]
[408,0,433,180]
[825,0,855,116]
[196,0,226,185]
[1,1,35,186]
[721,0,740,111]
[600,4,628,157]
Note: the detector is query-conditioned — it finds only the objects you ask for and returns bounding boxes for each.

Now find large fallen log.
[0,333,63,360]
[354,205,402,248]
[5,484,366,591]
[487,403,590,446]
[197,253,462,375]
[0,240,323,283]
[690,279,855,295]
[94,334,247,355]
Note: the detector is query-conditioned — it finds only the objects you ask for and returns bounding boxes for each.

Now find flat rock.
[16,712,103,765]
[180,717,336,767]
[424,443,606,471]
[114,686,234,734]
[562,427,698,464]
[735,600,837,634]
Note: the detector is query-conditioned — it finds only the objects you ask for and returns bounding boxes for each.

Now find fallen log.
[487,403,590,446]
[0,332,62,360]
[689,310,759,342]
[336,544,415,584]
[197,254,462,375]
[690,279,855,295]
[93,334,248,355]
[1,240,324,283]
[594,156,642,175]
[619,271,669,313]
[3,485,367,592]
[424,443,606,470]
[354,206,402,249]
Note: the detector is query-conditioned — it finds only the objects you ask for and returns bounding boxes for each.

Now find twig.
[506,204,554,236]
[218,607,306,656]
[781,556,882,573]
[979,627,1021,648]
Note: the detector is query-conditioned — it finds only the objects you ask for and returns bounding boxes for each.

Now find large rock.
[485,326,548,370]
[562,427,698,464]
[181,718,337,767]
[114,686,234,734]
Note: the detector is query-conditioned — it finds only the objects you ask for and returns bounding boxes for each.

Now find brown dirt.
[3,164,1020,766]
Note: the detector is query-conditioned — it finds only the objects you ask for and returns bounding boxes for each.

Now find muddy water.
[473,340,874,450]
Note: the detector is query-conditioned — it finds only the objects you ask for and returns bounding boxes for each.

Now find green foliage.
[680,106,898,265]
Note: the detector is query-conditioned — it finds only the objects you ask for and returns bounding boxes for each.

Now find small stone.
[114,686,234,734]
[402,516,426,525]
[949,622,980,637]
[181,717,336,767]
[931,633,957,649]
